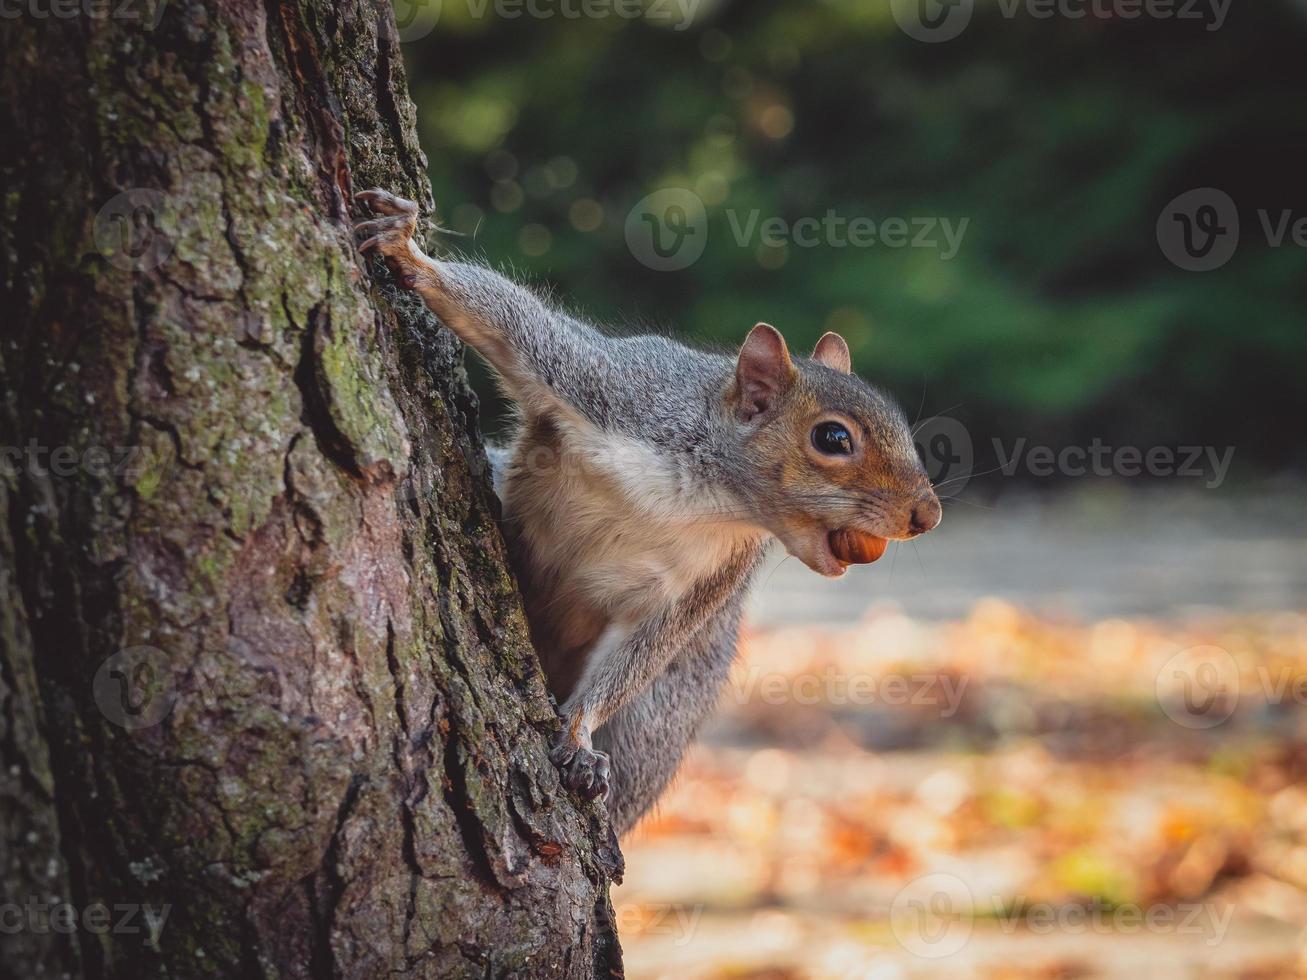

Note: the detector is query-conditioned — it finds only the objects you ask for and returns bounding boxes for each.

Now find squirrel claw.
[352,189,424,285]
[353,215,412,239]
[354,188,418,216]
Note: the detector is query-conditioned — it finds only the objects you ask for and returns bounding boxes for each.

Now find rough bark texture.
[0,3,624,977]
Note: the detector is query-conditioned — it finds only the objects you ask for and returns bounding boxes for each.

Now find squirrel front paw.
[353,188,424,288]
[549,727,611,802]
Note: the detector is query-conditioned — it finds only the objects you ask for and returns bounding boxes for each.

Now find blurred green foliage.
[399,0,1307,478]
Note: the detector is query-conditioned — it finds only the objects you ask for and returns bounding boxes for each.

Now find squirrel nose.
[907,495,941,537]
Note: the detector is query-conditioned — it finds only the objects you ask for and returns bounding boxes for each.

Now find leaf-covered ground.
[616,601,1307,978]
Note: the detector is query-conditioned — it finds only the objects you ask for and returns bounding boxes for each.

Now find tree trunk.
[0,3,624,977]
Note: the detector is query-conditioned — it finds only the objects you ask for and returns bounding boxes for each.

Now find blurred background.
[397,1,1307,976]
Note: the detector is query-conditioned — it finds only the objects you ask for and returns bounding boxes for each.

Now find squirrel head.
[728,323,941,577]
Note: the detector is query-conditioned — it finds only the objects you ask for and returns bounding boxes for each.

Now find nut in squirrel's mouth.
[827,528,889,566]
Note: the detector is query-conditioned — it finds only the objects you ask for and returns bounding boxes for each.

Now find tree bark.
[0,3,624,977]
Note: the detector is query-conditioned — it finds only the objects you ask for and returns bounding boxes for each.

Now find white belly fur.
[502,419,764,629]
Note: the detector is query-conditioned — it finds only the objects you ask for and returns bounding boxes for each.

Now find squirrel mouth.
[827,528,889,566]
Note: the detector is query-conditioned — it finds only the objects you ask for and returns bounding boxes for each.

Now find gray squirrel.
[354,188,941,835]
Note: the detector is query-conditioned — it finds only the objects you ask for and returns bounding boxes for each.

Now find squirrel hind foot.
[549,734,612,802]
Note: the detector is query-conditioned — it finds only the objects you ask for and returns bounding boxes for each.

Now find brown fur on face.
[729,325,939,577]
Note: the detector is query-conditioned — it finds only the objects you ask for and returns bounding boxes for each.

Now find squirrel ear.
[811,331,852,374]
[735,323,795,422]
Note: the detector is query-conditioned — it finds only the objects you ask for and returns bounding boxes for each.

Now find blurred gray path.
[748,486,1307,625]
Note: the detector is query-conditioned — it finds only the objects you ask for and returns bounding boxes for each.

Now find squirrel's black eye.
[811,421,854,456]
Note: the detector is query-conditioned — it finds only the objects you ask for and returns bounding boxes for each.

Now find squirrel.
[354,188,941,836]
